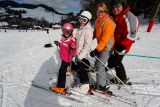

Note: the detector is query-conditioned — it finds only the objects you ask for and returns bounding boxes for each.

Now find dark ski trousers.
[57,60,70,88]
[74,58,90,84]
[108,53,127,82]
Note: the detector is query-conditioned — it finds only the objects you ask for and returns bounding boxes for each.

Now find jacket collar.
[114,6,130,22]
[96,14,109,24]
[80,23,92,29]
[62,34,73,40]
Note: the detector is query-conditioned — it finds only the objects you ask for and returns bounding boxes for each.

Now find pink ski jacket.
[59,35,77,63]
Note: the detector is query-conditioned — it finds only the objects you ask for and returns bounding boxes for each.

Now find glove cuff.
[94,49,100,56]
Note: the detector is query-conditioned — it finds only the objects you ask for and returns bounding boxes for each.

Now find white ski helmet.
[80,11,92,20]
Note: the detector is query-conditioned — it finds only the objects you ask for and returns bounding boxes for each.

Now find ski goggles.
[62,29,72,37]
[79,16,88,23]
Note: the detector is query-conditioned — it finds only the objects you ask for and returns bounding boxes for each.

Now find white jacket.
[76,23,94,60]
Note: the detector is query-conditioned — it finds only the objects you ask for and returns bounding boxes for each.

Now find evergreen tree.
[80,0,160,20]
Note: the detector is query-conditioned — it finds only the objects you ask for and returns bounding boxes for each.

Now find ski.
[32,83,83,103]
[90,89,137,106]
[112,93,137,106]
[134,92,160,97]
[130,84,160,97]
[70,88,112,104]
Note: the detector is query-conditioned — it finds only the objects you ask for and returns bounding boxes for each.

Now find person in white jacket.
[76,11,93,61]
[73,11,93,93]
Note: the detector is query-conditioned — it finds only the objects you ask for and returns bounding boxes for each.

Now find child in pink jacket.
[50,23,77,94]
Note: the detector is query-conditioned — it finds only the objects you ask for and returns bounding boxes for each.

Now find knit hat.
[111,0,128,9]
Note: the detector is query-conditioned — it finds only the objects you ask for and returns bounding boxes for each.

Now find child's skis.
[32,82,83,103]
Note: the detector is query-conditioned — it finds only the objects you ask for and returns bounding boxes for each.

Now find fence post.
[147,19,155,32]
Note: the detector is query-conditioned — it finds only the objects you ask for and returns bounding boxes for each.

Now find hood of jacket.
[114,6,130,22]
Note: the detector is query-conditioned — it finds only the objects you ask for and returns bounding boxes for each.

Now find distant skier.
[108,0,139,85]
[50,23,77,94]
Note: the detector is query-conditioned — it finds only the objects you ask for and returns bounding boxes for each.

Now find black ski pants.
[108,53,127,82]
[57,60,70,88]
[77,58,90,84]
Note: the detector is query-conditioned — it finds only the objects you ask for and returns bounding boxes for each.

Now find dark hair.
[121,0,129,9]
[111,0,128,9]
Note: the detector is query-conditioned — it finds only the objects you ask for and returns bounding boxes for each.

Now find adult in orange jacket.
[90,3,115,92]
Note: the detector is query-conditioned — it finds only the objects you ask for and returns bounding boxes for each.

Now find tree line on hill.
[80,0,160,21]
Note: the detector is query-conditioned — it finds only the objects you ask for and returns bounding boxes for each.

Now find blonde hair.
[97,3,108,12]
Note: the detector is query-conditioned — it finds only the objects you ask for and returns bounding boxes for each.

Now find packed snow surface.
[0,23,160,107]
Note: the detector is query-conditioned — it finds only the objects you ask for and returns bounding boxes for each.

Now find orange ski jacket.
[94,14,115,52]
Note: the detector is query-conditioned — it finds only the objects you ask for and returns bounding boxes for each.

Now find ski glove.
[90,49,100,57]
[115,45,126,52]
[76,58,91,70]
[54,41,60,46]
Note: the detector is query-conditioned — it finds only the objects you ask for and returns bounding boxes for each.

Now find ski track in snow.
[0,24,160,107]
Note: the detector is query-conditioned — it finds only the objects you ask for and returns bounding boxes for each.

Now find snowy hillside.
[0,23,160,107]
[14,0,81,13]
[12,7,61,22]
[0,0,81,22]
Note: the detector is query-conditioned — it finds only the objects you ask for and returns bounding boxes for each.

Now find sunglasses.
[96,10,106,14]
[79,16,88,23]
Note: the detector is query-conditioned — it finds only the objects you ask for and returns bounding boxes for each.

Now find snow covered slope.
[0,23,160,107]
[11,7,61,23]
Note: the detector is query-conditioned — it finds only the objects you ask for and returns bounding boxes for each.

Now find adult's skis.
[70,88,112,104]
[90,88,137,106]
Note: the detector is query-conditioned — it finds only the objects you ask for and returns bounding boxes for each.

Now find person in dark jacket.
[108,0,139,85]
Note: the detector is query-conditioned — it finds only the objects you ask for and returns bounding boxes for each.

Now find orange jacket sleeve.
[96,19,115,52]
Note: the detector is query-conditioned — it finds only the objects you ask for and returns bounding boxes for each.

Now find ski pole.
[89,49,134,94]
[48,34,52,44]
[46,29,52,44]
[94,55,125,85]
[94,55,134,94]
[77,58,116,86]
[44,29,53,48]
[56,45,60,53]
[89,49,126,86]
[77,59,137,105]
[77,56,120,87]
[78,58,135,98]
